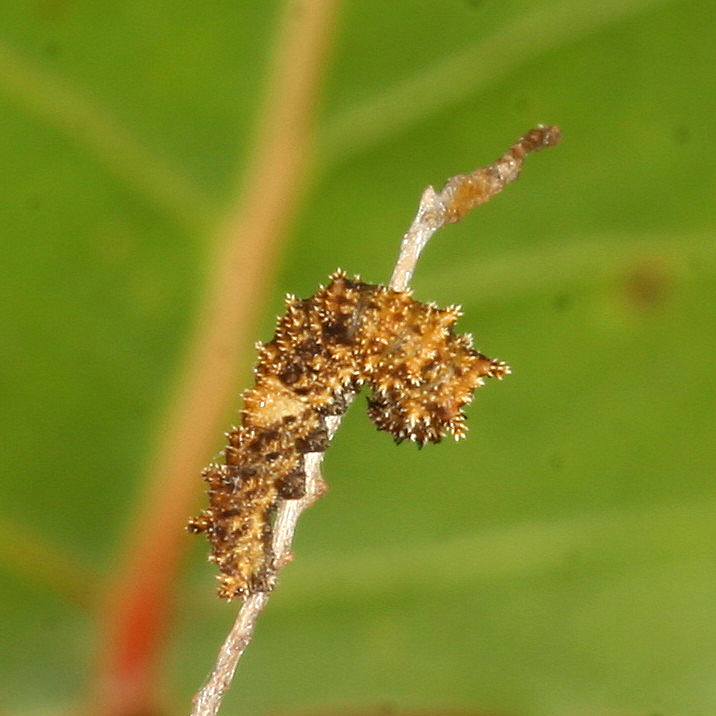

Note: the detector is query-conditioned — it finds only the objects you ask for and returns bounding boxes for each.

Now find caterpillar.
[187,270,508,600]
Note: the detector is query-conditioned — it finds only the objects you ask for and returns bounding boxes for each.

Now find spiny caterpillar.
[188,270,509,600]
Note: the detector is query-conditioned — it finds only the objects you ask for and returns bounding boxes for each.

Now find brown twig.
[190,125,561,716]
[390,125,561,291]
[90,2,341,715]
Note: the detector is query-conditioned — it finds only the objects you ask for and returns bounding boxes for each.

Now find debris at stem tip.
[389,125,561,292]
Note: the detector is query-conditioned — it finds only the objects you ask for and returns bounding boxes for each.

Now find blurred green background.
[1,0,715,714]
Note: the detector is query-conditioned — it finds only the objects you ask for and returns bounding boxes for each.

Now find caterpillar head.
[359,290,509,445]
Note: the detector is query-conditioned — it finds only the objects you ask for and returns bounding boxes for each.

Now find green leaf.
[2,1,714,714]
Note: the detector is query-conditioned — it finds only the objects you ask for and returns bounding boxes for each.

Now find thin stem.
[190,592,269,716]
[390,125,561,291]
[191,125,560,716]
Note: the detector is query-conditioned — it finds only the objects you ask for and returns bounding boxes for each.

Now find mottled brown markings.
[294,426,329,454]
[188,270,509,600]
[275,469,307,500]
[278,364,302,385]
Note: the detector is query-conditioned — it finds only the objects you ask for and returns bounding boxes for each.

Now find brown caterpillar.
[188,270,509,600]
